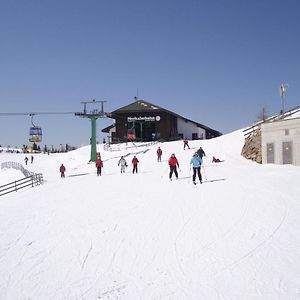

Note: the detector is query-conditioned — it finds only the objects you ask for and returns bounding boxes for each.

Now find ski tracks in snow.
[164,175,289,298]
[81,240,93,270]
[217,194,287,275]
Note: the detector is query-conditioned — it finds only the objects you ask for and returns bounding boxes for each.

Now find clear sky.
[1,0,300,148]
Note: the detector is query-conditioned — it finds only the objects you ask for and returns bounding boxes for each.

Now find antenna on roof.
[279,83,289,114]
[134,88,139,101]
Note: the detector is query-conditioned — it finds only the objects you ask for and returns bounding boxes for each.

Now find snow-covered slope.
[1,130,300,300]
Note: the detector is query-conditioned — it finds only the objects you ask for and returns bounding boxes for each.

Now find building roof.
[110,99,222,136]
[282,105,300,120]
[102,123,115,133]
[111,99,163,113]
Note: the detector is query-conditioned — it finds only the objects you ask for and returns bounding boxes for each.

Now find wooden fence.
[104,140,158,152]
[0,162,43,196]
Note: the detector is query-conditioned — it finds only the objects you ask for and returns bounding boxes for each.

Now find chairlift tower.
[75,99,110,162]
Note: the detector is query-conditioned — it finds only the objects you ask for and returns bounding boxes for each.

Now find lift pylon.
[75,100,110,162]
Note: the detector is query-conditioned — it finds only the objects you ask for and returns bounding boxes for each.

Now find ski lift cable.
[0,112,76,116]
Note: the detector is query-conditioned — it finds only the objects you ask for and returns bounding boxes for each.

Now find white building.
[261,108,300,166]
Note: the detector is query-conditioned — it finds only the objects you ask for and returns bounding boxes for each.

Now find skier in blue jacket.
[190,152,203,184]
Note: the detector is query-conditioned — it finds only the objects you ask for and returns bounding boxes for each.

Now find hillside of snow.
[1,130,300,300]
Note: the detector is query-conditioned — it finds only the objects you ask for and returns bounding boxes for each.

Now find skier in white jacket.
[118,156,127,173]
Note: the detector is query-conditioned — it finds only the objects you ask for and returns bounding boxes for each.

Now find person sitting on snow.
[212,156,223,163]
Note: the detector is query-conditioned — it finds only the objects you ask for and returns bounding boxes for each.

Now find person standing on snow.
[59,164,66,178]
[24,156,29,165]
[156,146,162,162]
[132,155,139,174]
[183,138,190,150]
[118,156,127,173]
[168,153,179,180]
[197,146,206,159]
[190,152,202,184]
[95,158,103,176]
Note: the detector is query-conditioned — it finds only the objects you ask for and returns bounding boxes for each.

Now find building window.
[285,129,289,136]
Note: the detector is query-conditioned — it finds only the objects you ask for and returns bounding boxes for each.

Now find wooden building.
[102,99,222,143]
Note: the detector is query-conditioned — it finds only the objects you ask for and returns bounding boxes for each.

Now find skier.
[31,155,34,164]
[24,156,29,165]
[183,138,190,150]
[118,156,127,173]
[168,153,179,180]
[132,155,139,174]
[95,158,103,176]
[59,164,66,178]
[190,152,202,184]
[197,147,206,158]
[156,146,162,162]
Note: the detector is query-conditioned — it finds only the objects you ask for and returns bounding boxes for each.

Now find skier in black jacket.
[197,147,206,158]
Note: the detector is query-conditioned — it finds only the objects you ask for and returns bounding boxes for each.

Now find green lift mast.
[75,100,110,162]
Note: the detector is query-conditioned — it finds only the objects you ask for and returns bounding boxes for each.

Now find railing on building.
[103,140,158,152]
[243,105,300,137]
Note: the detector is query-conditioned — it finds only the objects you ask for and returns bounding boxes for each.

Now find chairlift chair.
[29,114,42,143]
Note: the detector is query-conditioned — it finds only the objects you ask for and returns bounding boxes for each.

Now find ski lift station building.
[102,99,222,143]
[261,107,300,166]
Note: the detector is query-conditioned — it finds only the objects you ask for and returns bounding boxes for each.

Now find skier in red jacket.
[168,153,179,180]
[59,164,66,178]
[156,147,162,162]
[132,155,139,174]
[183,138,190,150]
[95,158,103,176]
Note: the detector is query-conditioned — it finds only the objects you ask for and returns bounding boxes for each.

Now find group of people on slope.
[24,155,34,165]
[117,155,139,174]
[96,154,139,176]
[58,138,222,181]
[58,154,139,178]
[166,144,222,183]
[167,146,205,184]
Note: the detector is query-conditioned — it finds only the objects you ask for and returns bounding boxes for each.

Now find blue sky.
[1,0,300,148]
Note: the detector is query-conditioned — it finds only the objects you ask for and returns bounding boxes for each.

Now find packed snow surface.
[1,130,300,300]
